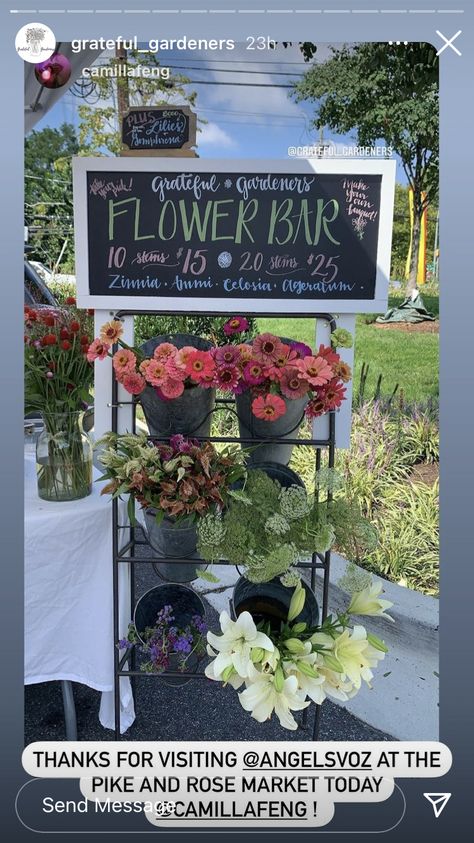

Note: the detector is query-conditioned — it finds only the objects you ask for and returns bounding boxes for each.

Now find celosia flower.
[252,394,287,422]
[160,377,185,399]
[333,361,352,383]
[113,348,137,375]
[243,360,266,386]
[120,371,146,395]
[252,333,284,365]
[216,365,240,391]
[100,320,123,343]
[295,356,333,387]
[185,350,215,383]
[65,296,76,306]
[280,368,309,400]
[223,316,249,336]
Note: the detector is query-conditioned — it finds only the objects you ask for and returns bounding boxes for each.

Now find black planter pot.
[134,584,205,686]
[236,335,308,466]
[143,508,206,583]
[248,461,304,490]
[231,576,319,628]
[139,333,216,438]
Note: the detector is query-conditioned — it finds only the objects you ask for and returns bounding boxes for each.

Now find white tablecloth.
[24,451,135,733]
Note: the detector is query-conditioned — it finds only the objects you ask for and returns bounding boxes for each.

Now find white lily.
[331,625,374,689]
[206,611,274,679]
[283,643,326,705]
[239,664,310,731]
[317,665,358,702]
[205,643,244,688]
[348,581,394,621]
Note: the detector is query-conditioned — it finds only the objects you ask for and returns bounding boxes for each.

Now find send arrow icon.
[423,793,452,818]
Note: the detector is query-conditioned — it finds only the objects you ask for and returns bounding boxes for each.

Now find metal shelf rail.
[109,311,337,741]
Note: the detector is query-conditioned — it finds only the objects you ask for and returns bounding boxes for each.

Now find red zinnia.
[185,350,215,383]
[321,379,346,410]
[280,368,309,400]
[61,340,71,351]
[42,314,55,327]
[59,327,69,340]
[252,393,286,422]
[65,296,76,306]
[43,333,57,346]
[70,320,80,332]
[252,333,284,365]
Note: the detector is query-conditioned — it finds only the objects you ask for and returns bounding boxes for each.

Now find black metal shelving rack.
[110,310,338,740]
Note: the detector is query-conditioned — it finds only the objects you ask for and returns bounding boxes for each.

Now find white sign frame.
[73,157,396,314]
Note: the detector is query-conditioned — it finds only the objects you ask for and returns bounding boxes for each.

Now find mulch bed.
[408,462,439,486]
[374,320,439,334]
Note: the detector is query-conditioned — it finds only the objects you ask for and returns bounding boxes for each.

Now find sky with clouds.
[33,42,407,184]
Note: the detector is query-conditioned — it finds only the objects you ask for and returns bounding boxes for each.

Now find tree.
[293,43,439,291]
[24,123,79,271]
[77,50,197,155]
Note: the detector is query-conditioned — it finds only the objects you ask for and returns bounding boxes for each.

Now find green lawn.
[258,294,439,404]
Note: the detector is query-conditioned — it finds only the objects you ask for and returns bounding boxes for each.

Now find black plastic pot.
[231,576,319,628]
[138,334,215,438]
[249,461,304,490]
[134,584,205,686]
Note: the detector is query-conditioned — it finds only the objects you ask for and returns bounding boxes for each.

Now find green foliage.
[24,123,79,272]
[293,42,439,289]
[134,314,256,347]
[197,469,372,584]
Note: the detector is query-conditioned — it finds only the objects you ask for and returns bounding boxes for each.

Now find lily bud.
[323,653,344,673]
[291,622,307,634]
[367,633,389,653]
[274,666,285,692]
[221,664,235,684]
[297,661,320,679]
[284,638,307,655]
[251,647,265,664]
[287,584,306,622]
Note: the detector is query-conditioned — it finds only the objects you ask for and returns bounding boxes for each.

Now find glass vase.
[36,411,93,502]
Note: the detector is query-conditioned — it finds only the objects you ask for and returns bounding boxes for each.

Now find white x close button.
[436,30,462,57]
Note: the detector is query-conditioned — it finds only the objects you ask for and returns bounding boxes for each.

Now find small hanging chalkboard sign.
[121,106,196,153]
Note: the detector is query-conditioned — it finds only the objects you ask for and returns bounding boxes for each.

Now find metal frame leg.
[60,680,78,741]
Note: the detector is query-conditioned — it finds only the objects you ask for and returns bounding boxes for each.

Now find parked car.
[24,255,57,306]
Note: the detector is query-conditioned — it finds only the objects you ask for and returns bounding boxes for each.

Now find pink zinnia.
[280,368,310,400]
[243,360,266,386]
[214,345,240,366]
[252,393,287,422]
[295,356,333,387]
[316,343,340,366]
[153,342,178,361]
[160,377,185,399]
[236,343,254,365]
[223,316,249,336]
[120,371,146,395]
[176,346,196,368]
[185,350,216,383]
[216,365,240,392]
[252,333,284,365]
[321,378,346,410]
[144,358,168,387]
[113,348,137,375]
[86,338,110,362]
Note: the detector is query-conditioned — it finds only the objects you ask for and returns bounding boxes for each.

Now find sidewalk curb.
[194,555,439,741]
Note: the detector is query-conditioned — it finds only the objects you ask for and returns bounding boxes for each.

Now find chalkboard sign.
[121,107,196,152]
[73,158,395,314]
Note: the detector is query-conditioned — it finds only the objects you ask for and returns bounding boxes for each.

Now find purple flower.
[223,316,250,336]
[289,340,313,359]
[214,345,240,366]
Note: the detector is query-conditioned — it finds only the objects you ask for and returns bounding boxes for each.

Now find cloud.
[197,121,237,148]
